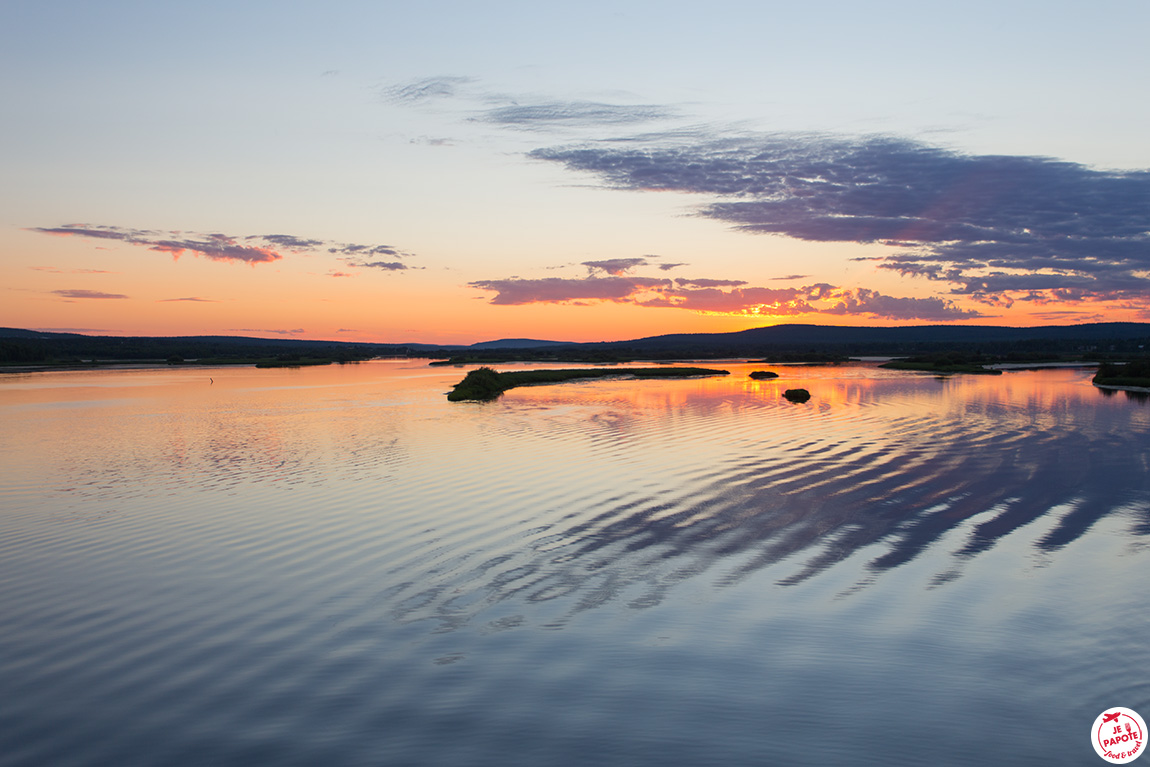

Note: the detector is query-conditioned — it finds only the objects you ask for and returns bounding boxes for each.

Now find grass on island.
[880,353,1003,375]
[1093,360,1150,388]
[447,366,730,401]
[253,357,336,368]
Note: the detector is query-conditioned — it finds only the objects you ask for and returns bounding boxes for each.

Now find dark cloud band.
[531,135,1150,304]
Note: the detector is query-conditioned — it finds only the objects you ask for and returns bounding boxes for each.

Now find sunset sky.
[3,1,1149,344]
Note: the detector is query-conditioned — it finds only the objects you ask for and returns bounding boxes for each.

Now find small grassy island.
[748,370,779,380]
[253,357,339,368]
[1093,360,1150,389]
[447,366,730,401]
[880,353,1003,375]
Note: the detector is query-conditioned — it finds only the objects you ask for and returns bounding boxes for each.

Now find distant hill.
[426,322,1150,364]
[0,328,435,364]
[600,322,1150,352]
[3,323,1150,365]
[468,338,576,350]
[0,328,87,339]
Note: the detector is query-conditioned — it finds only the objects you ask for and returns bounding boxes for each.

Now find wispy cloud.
[823,289,980,320]
[674,278,747,288]
[477,101,675,130]
[637,285,818,315]
[52,289,129,300]
[35,225,283,264]
[342,260,408,271]
[329,243,407,258]
[228,328,306,336]
[469,276,672,305]
[31,224,415,270]
[410,136,455,147]
[259,234,325,250]
[158,297,217,302]
[31,266,115,274]
[382,76,474,103]
[531,134,1150,306]
[33,327,110,333]
[583,257,649,275]
[36,225,280,264]
[386,77,679,135]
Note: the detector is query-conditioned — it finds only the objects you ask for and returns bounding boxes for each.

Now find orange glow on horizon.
[4,223,1147,345]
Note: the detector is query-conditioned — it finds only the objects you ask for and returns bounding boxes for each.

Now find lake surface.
[2,360,1148,766]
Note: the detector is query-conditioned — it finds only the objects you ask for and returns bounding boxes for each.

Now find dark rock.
[748,370,779,380]
[783,388,811,403]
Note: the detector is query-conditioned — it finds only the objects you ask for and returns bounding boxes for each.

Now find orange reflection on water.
[496,360,1112,416]
[486,360,1149,590]
[3,358,1148,603]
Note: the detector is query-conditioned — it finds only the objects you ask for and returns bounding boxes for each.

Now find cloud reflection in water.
[423,366,1150,627]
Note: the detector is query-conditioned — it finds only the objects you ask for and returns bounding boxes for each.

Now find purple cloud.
[52,289,129,300]
[583,258,649,275]
[149,237,281,264]
[257,234,325,250]
[823,289,981,320]
[674,278,748,288]
[639,286,816,315]
[469,276,672,305]
[329,243,407,258]
[469,271,971,321]
[531,134,1150,306]
[32,224,414,269]
[343,260,408,271]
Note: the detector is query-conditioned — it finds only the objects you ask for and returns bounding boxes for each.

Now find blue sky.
[3,1,1149,342]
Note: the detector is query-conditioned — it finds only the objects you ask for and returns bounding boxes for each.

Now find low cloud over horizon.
[52,289,130,300]
[469,274,980,321]
[32,225,414,270]
[228,327,307,336]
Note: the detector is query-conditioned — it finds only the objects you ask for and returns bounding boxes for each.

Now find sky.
[3,0,1149,344]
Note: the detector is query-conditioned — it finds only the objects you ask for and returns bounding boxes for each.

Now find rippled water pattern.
[2,361,1148,766]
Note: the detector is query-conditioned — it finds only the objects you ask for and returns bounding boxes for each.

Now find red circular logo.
[1093,708,1146,763]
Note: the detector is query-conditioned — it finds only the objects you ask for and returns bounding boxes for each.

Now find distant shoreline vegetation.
[4,323,1150,376]
[1093,360,1150,389]
[447,366,730,402]
[880,353,1004,375]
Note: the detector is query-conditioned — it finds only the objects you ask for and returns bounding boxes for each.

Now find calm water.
[1,360,1148,766]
